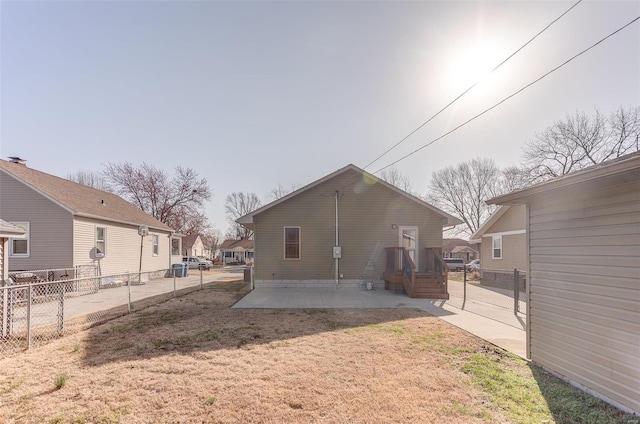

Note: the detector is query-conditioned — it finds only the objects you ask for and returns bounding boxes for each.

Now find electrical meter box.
[332,246,342,259]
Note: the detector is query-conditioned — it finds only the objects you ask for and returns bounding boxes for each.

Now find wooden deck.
[383,247,449,299]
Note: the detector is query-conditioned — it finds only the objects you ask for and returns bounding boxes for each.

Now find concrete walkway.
[233,286,527,359]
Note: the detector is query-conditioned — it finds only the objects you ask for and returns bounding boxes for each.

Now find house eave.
[488,152,640,205]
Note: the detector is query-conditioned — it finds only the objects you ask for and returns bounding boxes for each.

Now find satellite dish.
[138,225,149,236]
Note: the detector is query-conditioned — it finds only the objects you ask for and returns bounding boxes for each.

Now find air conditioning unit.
[138,225,149,236]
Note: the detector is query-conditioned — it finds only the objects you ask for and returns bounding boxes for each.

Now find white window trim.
[492,235,502,259]
[152,234,159,256]
[483,229,526,238]
[9,222,30,258]
[95,226,106,257]
[284,226,301,260]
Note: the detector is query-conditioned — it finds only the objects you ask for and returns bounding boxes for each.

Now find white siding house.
[489,152,640,414]
[0,159,178,276]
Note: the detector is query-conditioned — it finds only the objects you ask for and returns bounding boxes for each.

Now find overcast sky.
[1,0,639,236]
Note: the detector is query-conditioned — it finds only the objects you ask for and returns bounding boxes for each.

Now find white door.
[398,226,419,269]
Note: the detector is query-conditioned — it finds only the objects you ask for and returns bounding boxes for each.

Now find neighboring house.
[470,205,527,287]
[442,238,478,261]
[488,152,640,414]
[0,158,182,277]
[219,239,254,265]
[183,235,205,257]
[237,164,461,298]
[0,219,25,281]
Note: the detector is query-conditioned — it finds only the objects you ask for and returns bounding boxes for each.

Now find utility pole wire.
[373,15,640,175]
[363,0,583,171]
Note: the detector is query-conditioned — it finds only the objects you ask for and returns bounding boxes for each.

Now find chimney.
[8,157,27,166]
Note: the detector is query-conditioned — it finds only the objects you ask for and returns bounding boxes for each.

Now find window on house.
[492,236,502,259]
[96,226,106,257]
[284,227,300,259]
[171,238,180,256]
[152,234,159,256]
[9,222,30,257]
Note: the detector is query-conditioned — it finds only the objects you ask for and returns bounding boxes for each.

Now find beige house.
[220,239,254,265]
[470,205,527,287]
[238,164,461,298]
[489,152,640,414]
[0,220,25,281]
[183,235,205,257]
[0,158,182,277]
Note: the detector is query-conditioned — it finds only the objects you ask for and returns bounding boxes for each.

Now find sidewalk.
[234,287,527,359]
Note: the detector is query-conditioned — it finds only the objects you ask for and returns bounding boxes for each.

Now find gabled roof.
[488,151,640,205]
[0,159,173,232]
[220,239,254,250]
[182,234,201,249]
[442,238,473,251]
[469,206,511,242]
[0,219,26,238]
[238,164,462,227]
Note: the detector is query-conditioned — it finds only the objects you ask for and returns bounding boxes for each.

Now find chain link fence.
[1,267,217,354]
[447,268,527,322]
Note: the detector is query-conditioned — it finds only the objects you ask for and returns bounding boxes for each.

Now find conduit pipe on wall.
[335,190,339,289]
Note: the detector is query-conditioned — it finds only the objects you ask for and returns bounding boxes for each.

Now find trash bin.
[172,263,185,278]
[183,262,189,277]
[243,267,252,283]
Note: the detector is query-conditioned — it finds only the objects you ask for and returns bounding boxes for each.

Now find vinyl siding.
[488,204,526,233]
[254,170,446,281]
[528,180,640,413]
[480,233,527,271]
[73,217,172,276]
[0,170,73,271]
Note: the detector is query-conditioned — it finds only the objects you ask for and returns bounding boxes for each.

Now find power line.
[373,15,640,175]
[363,0,583,170]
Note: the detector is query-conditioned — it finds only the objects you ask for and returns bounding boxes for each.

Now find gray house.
[489,152,640,414]
[0,158,182,277]
[238,164,461,298]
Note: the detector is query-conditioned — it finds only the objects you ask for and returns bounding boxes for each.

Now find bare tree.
[266,183,300,202]
[378,166,415,194]
[523,106,640,182]
[103,162,212,234]
[67,170,111,192]
[225,192,261,239]
[426,158,506,237]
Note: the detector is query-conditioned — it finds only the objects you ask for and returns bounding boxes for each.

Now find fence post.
[26,284,32,350]
[200,267,203,290]
[514,268,520,315]
[127,272,132,314]
[173,268,177,297]
[1,286,8,338]
[463,265,467,308]
[58,283,65,334]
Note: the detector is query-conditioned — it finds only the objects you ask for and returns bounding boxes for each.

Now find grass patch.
[53,372,68,390]
[462,353,639,424]
[206,396,216,405]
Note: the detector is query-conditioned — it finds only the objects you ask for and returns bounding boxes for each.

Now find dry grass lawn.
[0,281,633,423]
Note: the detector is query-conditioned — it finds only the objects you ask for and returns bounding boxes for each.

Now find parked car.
[466,259,480,271]
[183,256,213,270]
[443,258,465,272]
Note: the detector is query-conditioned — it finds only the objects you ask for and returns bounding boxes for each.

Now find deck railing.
[425,247,448,294]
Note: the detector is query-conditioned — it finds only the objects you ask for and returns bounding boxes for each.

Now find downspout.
[335,190,339,289]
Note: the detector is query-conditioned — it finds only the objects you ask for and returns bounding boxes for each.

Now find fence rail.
[448,268,527,318]
[1,267,212,354]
